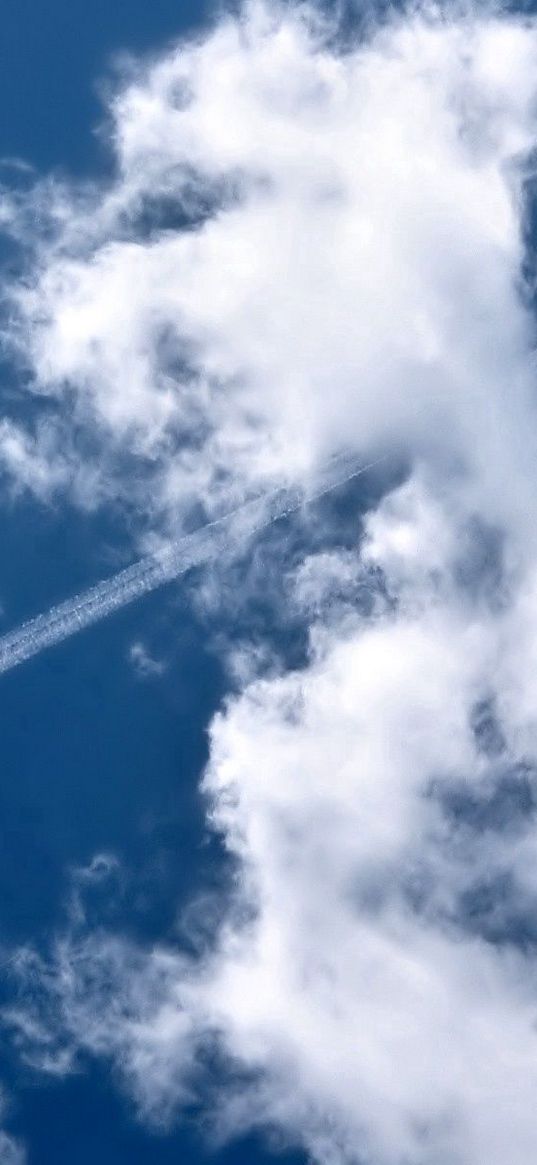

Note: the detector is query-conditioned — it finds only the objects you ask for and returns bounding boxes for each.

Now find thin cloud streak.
[0,453,382,676]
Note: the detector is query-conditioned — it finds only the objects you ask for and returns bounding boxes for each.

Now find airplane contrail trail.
[0,452,383,677]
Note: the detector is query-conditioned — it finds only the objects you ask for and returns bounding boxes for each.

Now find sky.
[3,1,537,1164]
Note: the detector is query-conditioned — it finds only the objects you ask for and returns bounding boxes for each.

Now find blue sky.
[0,2,303,1161]
[0,0,211,173]
[3,4,537,1165]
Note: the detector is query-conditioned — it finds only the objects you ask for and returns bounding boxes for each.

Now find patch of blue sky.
[0,0,212,174]
[0,3,312,1162]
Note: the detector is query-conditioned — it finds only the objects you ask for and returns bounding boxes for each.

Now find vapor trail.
[0,453,382,676]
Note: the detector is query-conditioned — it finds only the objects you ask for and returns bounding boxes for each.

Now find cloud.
[0,1131,25,1165]
[1,0,537,536]
[0,448,373,677]
[128,641,166,679]
[10,546,537,1164]
[6,3,537,1165]
[0,1093,26,1165]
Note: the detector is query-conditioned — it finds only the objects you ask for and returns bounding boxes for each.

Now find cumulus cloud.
[10,558,537,1164]
[2,0,537,533]
[7,3,537,1165]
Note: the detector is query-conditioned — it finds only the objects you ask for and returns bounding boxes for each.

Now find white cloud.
[128,641,166,679]
[2,1,537,535]
[10,565,537,1164]
[7,4,537,1165]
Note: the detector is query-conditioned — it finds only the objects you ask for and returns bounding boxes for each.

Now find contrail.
[0,452,383,676]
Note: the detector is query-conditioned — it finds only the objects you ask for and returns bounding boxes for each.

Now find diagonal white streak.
[0,453,382,677]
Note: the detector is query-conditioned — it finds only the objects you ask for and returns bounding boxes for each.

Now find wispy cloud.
[0,1130,25,1165]
[128,641,166,680]
[0,1093,26,1164]
[0,450,376,676]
